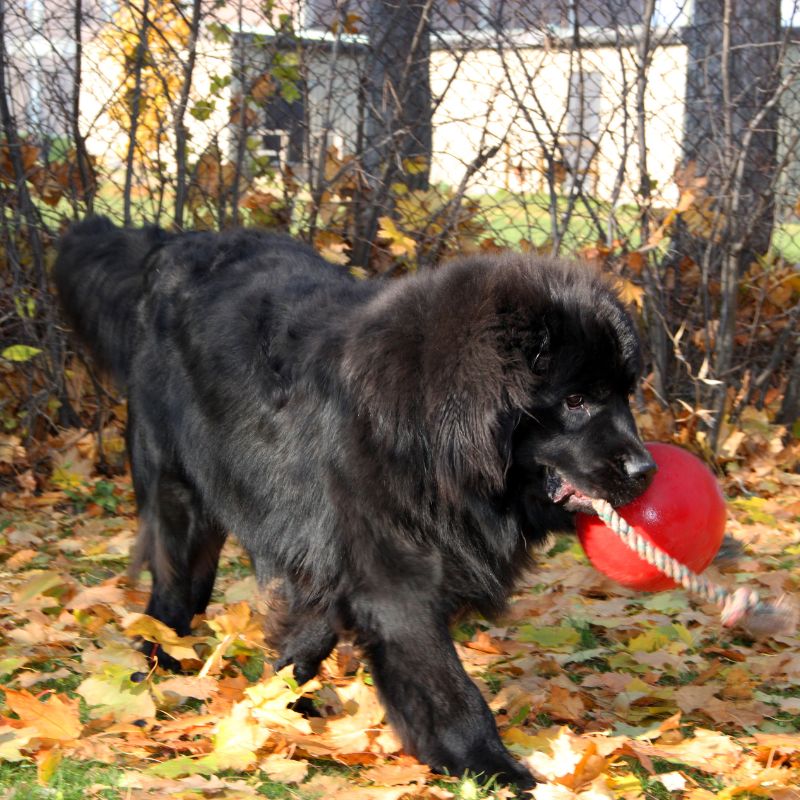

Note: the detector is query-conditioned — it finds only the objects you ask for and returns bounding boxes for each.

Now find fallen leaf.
[0,723,38,761]
[123,613,206,660]
[674,685,719,713]
[260,753,309,783]
[36,747,61,786]
[66,582,126,611]
[627,728,743,773]
[517,625,581,649]
[654,771,687,791]
[3,690,82,742]
[77,665,157,723]
[465,631,506,654]
[543,685,586,723]
[156,675,218,702]
[361,760,430,786]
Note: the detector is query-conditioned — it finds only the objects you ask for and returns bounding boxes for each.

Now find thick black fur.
[55,217,656,790]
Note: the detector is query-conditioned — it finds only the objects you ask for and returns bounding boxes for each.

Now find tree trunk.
[72,0,95,214]
[354,0,433,265]
[634,0,670,403]
[777,340,800,427]
[123,0,151,226]
[174,0,203,230]
[679,0,780,449]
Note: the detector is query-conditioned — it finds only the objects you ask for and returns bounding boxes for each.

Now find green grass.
[474,190,635,251]
[474,189,800,263]
[0,760,124,799]
[19,179,800,266]
[254,780,300,797]
[0,759,353,800]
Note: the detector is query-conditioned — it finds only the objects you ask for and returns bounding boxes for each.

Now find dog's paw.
[273,654,320,685]
[459,754,535,794]
[137,640,184,673]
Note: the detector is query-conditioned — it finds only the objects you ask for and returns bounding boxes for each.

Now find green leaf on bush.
[190,99,216,121]
[279,82,301,103]
[2,345,42,362]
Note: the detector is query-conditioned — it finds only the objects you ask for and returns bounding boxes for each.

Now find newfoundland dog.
[55,217,655,790]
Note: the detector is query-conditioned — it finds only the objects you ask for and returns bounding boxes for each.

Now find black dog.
[55,217,655,790]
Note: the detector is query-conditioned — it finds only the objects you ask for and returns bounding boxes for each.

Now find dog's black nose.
[623,452,657,482]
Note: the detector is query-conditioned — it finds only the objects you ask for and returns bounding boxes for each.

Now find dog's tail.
[54,216,169,387]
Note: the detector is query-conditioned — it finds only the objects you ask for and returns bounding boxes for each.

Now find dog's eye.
[565,394,584,410]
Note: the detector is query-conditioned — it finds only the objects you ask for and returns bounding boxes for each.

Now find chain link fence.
[1,0,799,458]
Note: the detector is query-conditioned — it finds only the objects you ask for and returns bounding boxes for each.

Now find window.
[259,86,306,167]
[260,130,290,167]
[566,70,602,140]
[563,70,602,191]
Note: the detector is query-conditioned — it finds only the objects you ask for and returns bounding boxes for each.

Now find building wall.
[429,41,688,206]
[7,4,690,212]
[777,41,800,218]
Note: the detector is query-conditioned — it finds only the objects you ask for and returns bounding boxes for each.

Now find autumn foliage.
[0,432,799,796]
[1,0,800,795]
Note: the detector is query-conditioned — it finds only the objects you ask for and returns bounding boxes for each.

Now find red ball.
[576,443,726,591]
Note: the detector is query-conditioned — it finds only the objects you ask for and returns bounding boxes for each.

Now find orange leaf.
[464,631,506,654]
[625,251,645,274]
[122,613,205,660]
[250,72,275,103]
[4,690,82,743]
[614,277,645,310]
[361,760,430,786]
[207,601,264,644]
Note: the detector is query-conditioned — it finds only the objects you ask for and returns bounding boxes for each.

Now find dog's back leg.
[188,517,227,616]
[132,470,226,670]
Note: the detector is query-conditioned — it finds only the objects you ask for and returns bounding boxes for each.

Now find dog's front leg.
[352,595,534,791]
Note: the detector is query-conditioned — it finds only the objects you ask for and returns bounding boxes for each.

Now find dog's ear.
[425,323,543,500]
[341,262,548,499]
[428,389,516,500]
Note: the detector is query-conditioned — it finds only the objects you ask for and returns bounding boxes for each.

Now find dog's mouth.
[546,470,597,513]
[545,458,655,514]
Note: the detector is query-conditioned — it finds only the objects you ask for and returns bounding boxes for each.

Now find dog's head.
[344,254,654,512]
[511,371,656,515]
[420,254,655,511]
[506,264,656,513]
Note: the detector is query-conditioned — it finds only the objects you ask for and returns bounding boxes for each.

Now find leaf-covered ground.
[0,426,798,800]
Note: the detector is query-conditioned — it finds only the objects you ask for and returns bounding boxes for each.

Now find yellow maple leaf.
[0,724,37,761]
[316,672,387,755]
[244,668,317,733]
[77,665,157,723]
[315,231,350,266]
[626,629,671,653]
[526,727,599,787]
[212,700,269,770]
[207,601,264,645]
[377,216,417,259]
[260,753,309,784]
[122,613,206,660]
[613,276,644,310]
